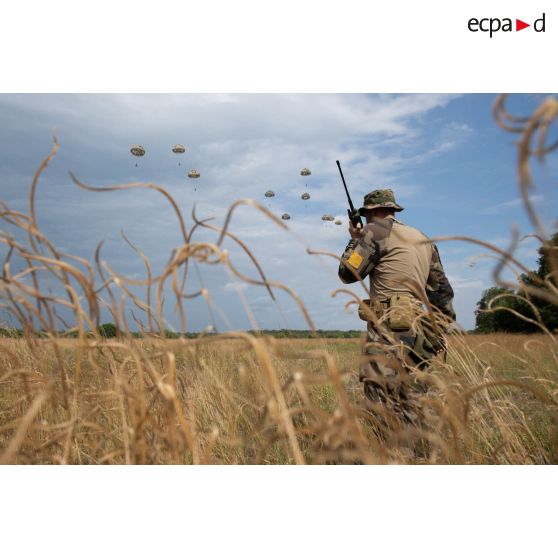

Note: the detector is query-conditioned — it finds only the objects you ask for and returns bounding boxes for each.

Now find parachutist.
[173,144,186,166]
[130,145,145,167]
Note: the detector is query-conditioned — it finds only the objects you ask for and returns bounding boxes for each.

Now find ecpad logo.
[468,13,546,37]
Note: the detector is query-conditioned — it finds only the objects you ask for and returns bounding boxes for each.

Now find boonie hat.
[358,189,404,213]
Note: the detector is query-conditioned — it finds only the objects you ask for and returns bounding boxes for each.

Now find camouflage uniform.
[338,189,455,426]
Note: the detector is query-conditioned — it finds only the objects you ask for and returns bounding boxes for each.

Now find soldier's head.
[358,189,403,222]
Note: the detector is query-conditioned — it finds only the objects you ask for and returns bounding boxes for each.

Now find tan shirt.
[369,218,433,300]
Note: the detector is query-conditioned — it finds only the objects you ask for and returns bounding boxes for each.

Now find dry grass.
[1,94,557,464]
[0,333,557,464]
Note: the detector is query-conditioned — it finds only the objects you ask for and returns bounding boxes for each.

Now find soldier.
[338,189,455,427]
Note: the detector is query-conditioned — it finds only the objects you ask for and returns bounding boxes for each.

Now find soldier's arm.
[426,244,456,320]
[338,238,364,283]
[338,220,392,284]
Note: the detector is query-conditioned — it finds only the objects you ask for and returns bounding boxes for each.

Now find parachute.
[172,144,186,165]
[301,192,310,200]
[300,168,311,177]
[281,213,291,221]
[130,145,145,157]
[130,145,145,167]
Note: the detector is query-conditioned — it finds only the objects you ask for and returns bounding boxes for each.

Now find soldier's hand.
[348,220,362,240]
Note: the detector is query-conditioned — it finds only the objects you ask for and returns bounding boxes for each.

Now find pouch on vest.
[358,299,374,322]
[387,293,417,331]
[358,299,386,322]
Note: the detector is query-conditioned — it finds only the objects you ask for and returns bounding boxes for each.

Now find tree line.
[0,325,363,339]
[475,233,558,333]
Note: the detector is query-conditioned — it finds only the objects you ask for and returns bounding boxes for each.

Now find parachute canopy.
[281,213,291,221]
[172,144,186,154]
[188,170,201,179]
[264,190,275,198]
[300,168,311,177]
[301,192,310,200]
[321,214,334,221]
[335,219,342,225]
[130,145,145,157]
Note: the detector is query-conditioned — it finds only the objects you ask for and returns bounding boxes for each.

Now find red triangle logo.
[516,19,530,31]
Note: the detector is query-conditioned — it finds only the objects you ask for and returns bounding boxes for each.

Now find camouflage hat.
[358,189,404,213]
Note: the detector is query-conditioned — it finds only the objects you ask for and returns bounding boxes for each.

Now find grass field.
[1,332,556,464]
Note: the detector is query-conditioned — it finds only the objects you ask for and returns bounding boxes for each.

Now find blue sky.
[0,94,555,331]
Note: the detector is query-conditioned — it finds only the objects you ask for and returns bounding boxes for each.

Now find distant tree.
[98,322,118,338]
[475,233,558,333]
[536,232,558,282]
[520,232,558,331]
[475,287,521,333]
[0,327,21,338]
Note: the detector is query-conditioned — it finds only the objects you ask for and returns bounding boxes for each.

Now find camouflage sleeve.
[338,238,365,283]
[426,244,456,320]
[338,219,392,284]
